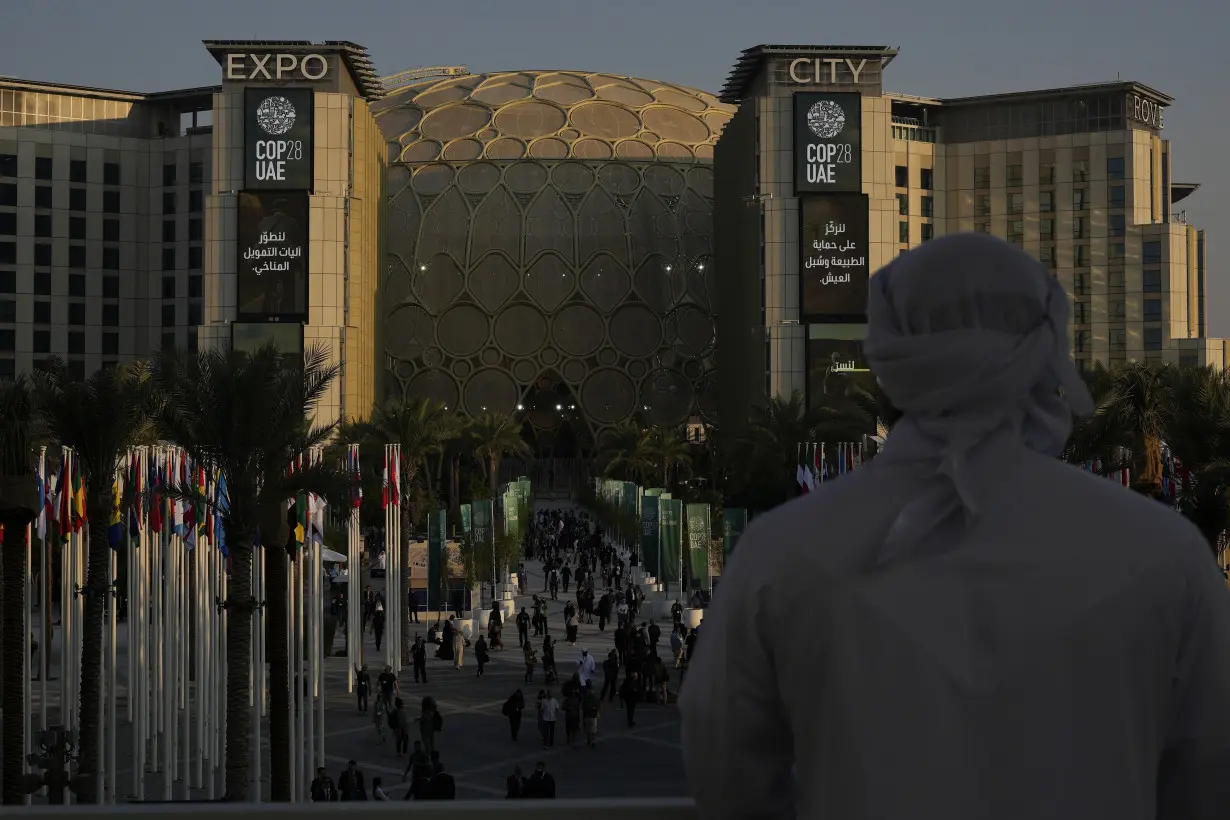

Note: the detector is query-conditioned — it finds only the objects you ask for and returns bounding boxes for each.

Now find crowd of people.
[317,506,702,801]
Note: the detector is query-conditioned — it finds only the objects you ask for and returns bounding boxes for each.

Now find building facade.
[0,41,1220,437]
[714,44,1220,428]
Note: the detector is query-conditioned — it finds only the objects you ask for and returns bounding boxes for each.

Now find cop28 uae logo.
[806,99,846,139]
[255,95,297,136]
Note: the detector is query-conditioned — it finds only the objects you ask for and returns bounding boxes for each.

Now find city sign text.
[789,58,869,85]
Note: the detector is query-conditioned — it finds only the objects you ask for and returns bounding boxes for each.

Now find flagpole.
[24,521,33,806]
[39,446,49,748]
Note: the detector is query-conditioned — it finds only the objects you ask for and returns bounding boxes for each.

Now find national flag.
[55,452,70,541]
[382,451,390,509]
[805,443,818,491]
[148,454,163,534]
[295,491,307,544]
[392,452,401,506]
[813,442,823,487]
[311,494,326,544]
[107,474,123,550]
[36,452,47,541]
[795,444,808,492]
[214,472,229,557]
[204,469,216,543]
[349,446,363,509]
[71,455,86,532]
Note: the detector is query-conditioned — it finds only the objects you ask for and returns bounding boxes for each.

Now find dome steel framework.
[372,70,733,436]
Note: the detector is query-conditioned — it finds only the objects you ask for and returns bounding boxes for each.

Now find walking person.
[516,606,530,647]
[337,760,367,800]
[582,681,601,748]
[523,643,537,683]
[411,635,428,683]
[392,697,410,756]
[372,601,386,652]
[475,633,490,677]
[450,615,466,669]
[619,671,640,727]
[418,695,443,758]
[540,688,559,749]
[600,649,619,702]
[354,664,371,712]
[503,689,525,741]
[563,685,581,746]
[371,777,390,800]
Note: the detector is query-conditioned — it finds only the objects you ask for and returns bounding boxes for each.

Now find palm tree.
[349,397,455,664]
[597,421,652,482]
[154,344,345,802]
[33,361,149,804]
[468,412,530,498]
[1164,364,1230,551]
[1092,361,1174,496]
[0,377,41,805]
[643,426,692,488]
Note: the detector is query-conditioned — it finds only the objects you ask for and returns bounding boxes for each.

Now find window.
[974,166,990,188]
[895,166,909,187]
[1074,330,1089,354]
[0,242,14,265]
[161,332,177,351]
[0,329,12,350]
[898,221,909,244]
[102,332,119,355]
[70,159,87,183]
[162,276,177,299]
[103,162,120,185]
[0,154,15,177]
[920,196,934,218]
[187,246,203,270]
[67,187,86,211]
[921,223,934,242]
[1039,162,1056,185]
[0,301,13,323]
[161,304,176,327]
[1074,244,1089,267]
[0,183,14,206]
[920,168,934,190]
[103,219,120,242]
[162,220,176,242]
[162,163,177,186]
[188,301,202,326]
[974,194,991,216]
[1144,328,1163,351]
[1109,242,1125,261]
[0,270,12,292]
[1008,220,1024,244]
[1109,300,1126,320]
[1108,186,1125,209]
[1039,245,1056,269]
[1180,352,1198,369]
[68,303,86,325]
[1110,214,1126,237]
[1074,302,1089,324]
[974,221,990,234]
[1039,191,1054,213]
[35,186,53,208]
[68,331,85,355]
[1073,217,1087,240]
[1143,269,1162,292]
[188,274,203,298]
[34,244,52,267]
[69,216,86,240]
[103,247,120,270]
[1144,299,1162,321]
[163,192,176,215]
[187,327,199,354]
[1072,160,1089,182]
[67,360,86,382]
[0,213,13,235]
[34,214,52,237]
[1143,241,1162,264]
[1108,270,1125,292]
[1040,218,1055,241]
[896,193,908,215]
[1073,272,1089,296]
[34,157,53,180]
[1073,188,1088,210]
[102,304,119,326]
[1107,156,1125,181]
[33,330,50,354]
[103,190,120,214]
[162,247,176,271]
[1006,164,1023,186]
[68,274,85,297]
[68,245,86,268]
[103,276,119,298]
[1109,329,1127,353]
[33,302,51,324]
[1008,193,1024,214]
[188,189,203,213]
[33,273,50,295]
[189,161,204,185]
[188,218,202,241]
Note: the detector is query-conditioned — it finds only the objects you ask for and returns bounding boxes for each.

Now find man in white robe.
[681,233,1230,820]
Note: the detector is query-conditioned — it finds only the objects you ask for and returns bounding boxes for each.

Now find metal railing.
[2,798,697,819]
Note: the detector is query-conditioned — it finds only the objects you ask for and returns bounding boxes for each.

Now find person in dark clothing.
[412,635,428,683]
[310,767,337,801]
[475,634,490,677]
[620,671,641,727]
[401,740,430,783]
[506,765,526,798]
[429,762,456,799]
[337,760,366,800]
[503,689,526,741]
[613,625,628,668]
[376,665,398,712]
[516,607,530,647]
[648,620,662,648]
[354,664,371,712]
[523,762,556,799]
[600,649,619,702]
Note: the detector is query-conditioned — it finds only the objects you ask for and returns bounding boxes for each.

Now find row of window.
[0,271,202,299]
[1,185,205,214]
[1072,300,1162,326]
[0,241,204,271]
[898,222,935,244]
[1071,270,1163,295]
[893,157,1127,192]
[0,154,204,187]
[895,166,934,190]
[896,194,935,217]
[0,299,201,327]
[0,213,203,242]
[1074,327,1165,352]
[970,186,1126,216]
[0,328,200,358]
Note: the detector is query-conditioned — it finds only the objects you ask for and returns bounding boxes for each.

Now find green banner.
[427,509,446,611]
[686,503,711,588]
[641,493,660,579]
[659,497,683,583]
[503,488,521,540]
[472,498,493,548]
[460,503,471,537]
[722,508,748,562]
[645,488,665,498]
[621,481,639,525]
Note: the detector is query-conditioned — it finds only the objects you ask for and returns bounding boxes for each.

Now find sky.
[3,0,1228,332]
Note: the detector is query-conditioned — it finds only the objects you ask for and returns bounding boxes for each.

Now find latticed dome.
[373,71,733,436]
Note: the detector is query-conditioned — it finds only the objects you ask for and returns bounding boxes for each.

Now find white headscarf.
[864,232,1092,563]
